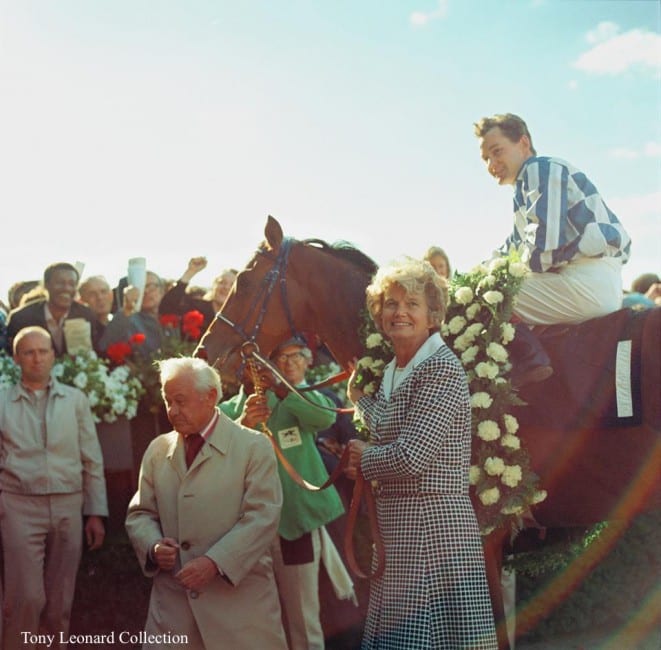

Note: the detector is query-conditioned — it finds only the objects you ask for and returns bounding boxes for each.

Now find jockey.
[475,113,631,388]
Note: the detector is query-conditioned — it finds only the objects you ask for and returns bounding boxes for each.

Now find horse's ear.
[265,215,283,250]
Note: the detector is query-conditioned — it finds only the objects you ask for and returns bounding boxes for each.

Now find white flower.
[453,333,470,352]
[501,503,525,515]
[509,262,528,278]
[357,356,374,369]
[466,322,485,339]
[466,303,481,320]
[73,372,88,389]
[363,382,377,396]
[501,322,515,344]
[454,286,474,305]
[488,257,508,273]
[475,361,499,379]
[484,456,506,476]
[469,465,482,485]
[479,486,501,506]
[501,434,521,450]
[478,275,497,290]
[366,333,383,349]
[486,342,508,363]
[87,391,99,407]
[52,364,64,378]
[501,465,523,487]
[471,392,493,409]
[461,345,480,365]
[447,315,467,335]
[532,489,548,504]
[503,414,519,434]
[483,290,504,305]
[477,420,501,441]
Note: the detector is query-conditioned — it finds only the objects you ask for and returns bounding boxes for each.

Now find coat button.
[190,590,199,599]
[181,541,190,551]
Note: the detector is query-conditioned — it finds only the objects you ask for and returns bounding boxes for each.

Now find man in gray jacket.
[0,326,108,650]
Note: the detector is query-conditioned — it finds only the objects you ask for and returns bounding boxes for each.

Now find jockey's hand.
[344,439,368,480]
[240,393,271,429]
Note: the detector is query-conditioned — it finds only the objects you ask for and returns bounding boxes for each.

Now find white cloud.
[643,142,661,157]
[573,27,661,75]
[567,79,579,91]
[608,142,661,160]
[586,21,620,45]
[609,147,639,160]
[410,0,448,27]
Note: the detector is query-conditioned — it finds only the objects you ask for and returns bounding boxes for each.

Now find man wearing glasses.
[220,336,346,650]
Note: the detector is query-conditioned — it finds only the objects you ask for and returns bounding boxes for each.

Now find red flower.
[130,333,146,345]
[181,310,205,341]
[160,314,181,329]
[106,342,132,365]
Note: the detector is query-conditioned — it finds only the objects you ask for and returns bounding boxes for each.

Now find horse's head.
[195,215,377,383]
[195,216,297,383]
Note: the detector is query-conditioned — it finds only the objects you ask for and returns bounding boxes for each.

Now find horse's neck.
[296,256,368,369]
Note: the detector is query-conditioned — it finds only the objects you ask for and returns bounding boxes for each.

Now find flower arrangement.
[106,311,206,413]
[353,251,547,535]
[0,350,144,424]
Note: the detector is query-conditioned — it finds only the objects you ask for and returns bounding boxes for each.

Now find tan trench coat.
[126,409,286,649]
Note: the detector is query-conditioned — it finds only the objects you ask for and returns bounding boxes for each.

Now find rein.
[245,354,385,581]
[210,237,385,579]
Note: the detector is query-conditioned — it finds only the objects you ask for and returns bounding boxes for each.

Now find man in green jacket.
[220,337,345,650]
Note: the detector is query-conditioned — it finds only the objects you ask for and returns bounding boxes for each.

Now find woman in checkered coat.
[346,259,497,649]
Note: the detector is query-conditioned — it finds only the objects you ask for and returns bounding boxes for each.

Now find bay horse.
[196,215,661,649]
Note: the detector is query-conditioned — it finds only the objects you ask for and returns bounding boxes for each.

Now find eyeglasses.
[275,351,306,363]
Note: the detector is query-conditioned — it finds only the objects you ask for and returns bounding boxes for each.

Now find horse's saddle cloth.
[522,307,660,430]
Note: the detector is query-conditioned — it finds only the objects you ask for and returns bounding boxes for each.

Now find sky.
[1,0,659,307]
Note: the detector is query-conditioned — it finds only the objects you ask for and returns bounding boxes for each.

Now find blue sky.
[1,0,659,305]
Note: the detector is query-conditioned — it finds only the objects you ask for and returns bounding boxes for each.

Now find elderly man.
[125,357,286,649]
[5,262,103,356]
[221,336,346,650]
[78,275,114,328]
[0,326,108,650]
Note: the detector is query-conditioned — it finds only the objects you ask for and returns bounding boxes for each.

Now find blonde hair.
[366,258,446,333]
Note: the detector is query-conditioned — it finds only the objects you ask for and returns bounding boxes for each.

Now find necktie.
[184,433,205,468]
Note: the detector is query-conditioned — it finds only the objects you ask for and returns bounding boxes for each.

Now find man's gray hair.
[157,357,223,402]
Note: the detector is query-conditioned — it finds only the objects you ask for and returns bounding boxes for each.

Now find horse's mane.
[301,238,378,276]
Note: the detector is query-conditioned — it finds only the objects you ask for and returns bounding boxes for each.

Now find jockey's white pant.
[514,257,623,326]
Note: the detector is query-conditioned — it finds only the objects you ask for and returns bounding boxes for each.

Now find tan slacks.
[271,527,324,650]
[0,492,84,650]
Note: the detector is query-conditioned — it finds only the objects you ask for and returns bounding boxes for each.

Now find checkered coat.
[355,343,497,650]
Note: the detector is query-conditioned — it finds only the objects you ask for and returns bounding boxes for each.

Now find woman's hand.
[346,359,365,404]
[344,439,368,480]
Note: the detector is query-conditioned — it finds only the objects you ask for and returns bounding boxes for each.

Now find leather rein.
[210,238,385,580]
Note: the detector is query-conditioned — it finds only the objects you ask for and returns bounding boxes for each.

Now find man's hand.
[175,556,219,591]
[152,537,180,571]
[240,393,271,429]
[181,257,208,283]
[347,361,365,405]
[85,515,106,550]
